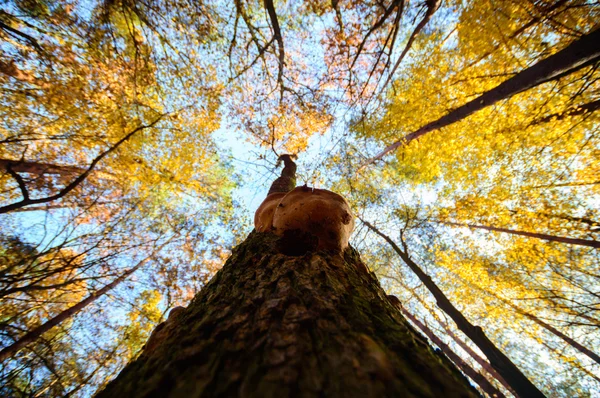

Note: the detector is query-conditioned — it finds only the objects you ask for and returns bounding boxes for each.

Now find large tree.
[98,231,479,397]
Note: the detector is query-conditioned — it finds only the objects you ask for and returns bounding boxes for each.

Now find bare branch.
[380,0,441,93]
[5,163,30,202]
[442,221,600,248]
[350,0,404,71]
[0,18,45,54]
[263,0,285,101]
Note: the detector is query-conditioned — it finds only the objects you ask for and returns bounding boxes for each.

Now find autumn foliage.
[0,0,599,396]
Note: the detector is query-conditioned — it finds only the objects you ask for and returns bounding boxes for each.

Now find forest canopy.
[0,0,598,396]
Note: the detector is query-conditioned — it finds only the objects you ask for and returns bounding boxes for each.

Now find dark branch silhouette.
[350,0,404,71]
[365,27,600,166]
[361,218,546,398]
[443,221,600,248]
[0,247,164,363]
[455,274,600,366]
[531,98,600,125]
[263,0,285,101]
[0,114,166,214]
[398,305,506,398]
[390,275,515,394]
[380,0,441,93]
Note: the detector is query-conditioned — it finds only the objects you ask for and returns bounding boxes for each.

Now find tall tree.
[398,305,506,398]
[98,231,479,398]
[365,27,600,164]
[361,219,545,398]
[0,245,163,362]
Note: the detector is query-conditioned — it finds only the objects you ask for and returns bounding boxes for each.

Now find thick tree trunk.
[98,232,479,397]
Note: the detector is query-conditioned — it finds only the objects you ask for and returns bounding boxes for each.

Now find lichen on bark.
[98,231,479,397]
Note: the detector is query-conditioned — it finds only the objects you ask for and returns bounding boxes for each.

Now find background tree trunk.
[98,232,479,397]
[391,276,514,394]
[361,219,545,397]
[0,253,156,363]
[400,308,506,398]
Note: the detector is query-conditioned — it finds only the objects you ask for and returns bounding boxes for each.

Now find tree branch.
[350,0,404,71]
[380,0,441,94]
[360,217,545,398]
[442,221,600,248]
[363,27,600,167]
[0,114,166,214]
[5,163,30,202]
[0,18,44,54]
[263,0,285,101]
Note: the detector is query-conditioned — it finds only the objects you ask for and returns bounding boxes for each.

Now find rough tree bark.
[98,232,479,397]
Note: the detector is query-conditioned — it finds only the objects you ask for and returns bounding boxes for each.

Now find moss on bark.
[98,231,479,397]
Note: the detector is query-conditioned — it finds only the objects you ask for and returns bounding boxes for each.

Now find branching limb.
[263,0,285,101]
[380,0,441,94]
[0,114,167,214]
[350,0,404,71]
[234,0,273,80]
[5,163,30,202]
[0,18,44,54]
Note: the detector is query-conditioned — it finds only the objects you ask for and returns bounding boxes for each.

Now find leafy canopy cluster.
[0,0,598,396]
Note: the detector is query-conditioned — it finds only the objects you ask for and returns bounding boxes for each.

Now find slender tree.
[441,221,600,249]
[361,219,545,398]
[366,27,600,165]
[398,305,506,398]
[389,275,515,394]
[0,248,162,363]
[453,273,600,366]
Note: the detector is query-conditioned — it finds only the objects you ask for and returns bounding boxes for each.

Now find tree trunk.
[361,220,545,398]
[431,316,514,393]
[367,27,600,165]
[98,232,479,397]
[390,276,515,394]
[456,275,600,366]
[399,307,506,398]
